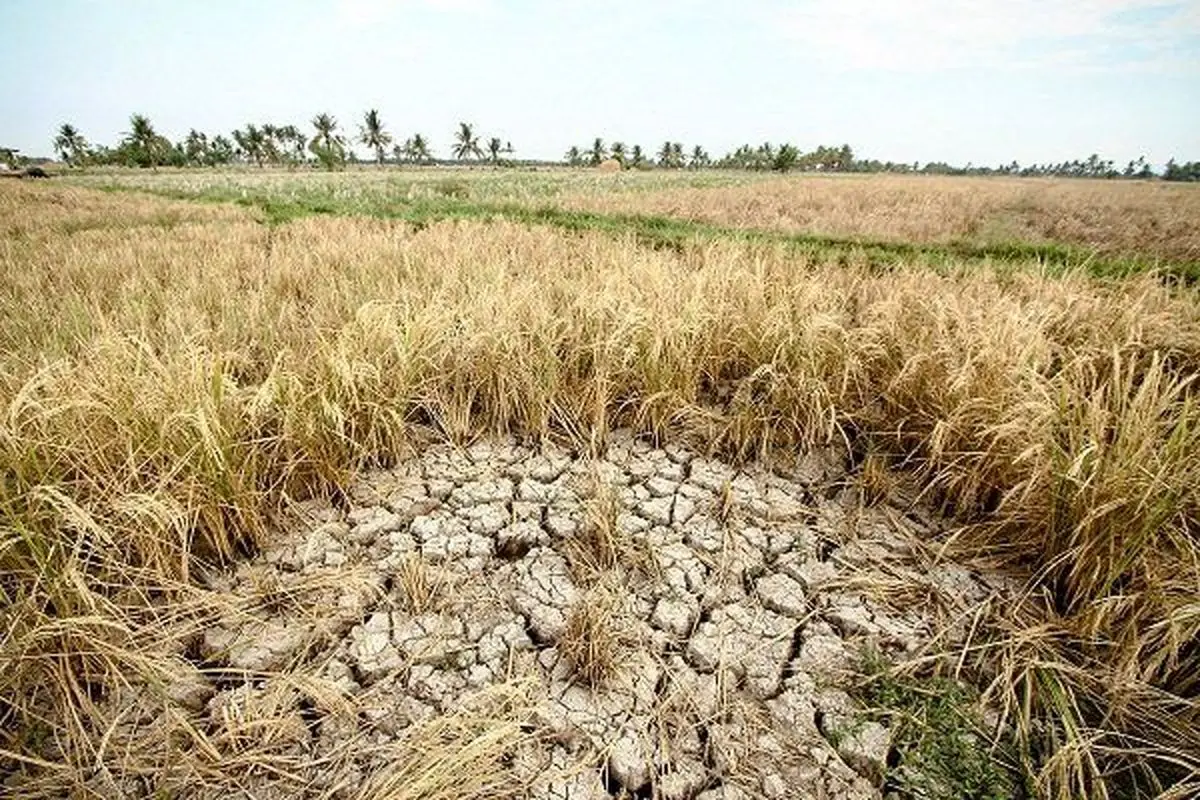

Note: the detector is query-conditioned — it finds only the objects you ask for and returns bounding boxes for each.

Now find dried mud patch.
[5,434,1022,799]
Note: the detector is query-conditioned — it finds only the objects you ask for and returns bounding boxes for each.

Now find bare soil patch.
[3,435,1019,799]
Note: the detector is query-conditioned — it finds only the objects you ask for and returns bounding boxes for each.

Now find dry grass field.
[2,174,1199,798]
[560,174,1200,264]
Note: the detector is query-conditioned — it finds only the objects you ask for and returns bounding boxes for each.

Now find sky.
[2,0,1198,167]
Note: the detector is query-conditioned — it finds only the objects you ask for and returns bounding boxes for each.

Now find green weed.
[855,653,1028,800]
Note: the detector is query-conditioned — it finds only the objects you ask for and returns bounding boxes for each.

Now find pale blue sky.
[3,0,1198,167]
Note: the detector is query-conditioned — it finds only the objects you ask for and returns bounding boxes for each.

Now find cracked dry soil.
[156,434,1012,799]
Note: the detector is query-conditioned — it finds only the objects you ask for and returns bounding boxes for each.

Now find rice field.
[2,171,1199,798]
[62,167,1200,267]
[559,173,1200,263]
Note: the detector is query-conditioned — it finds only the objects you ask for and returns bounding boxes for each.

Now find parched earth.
[89,434,1014,799]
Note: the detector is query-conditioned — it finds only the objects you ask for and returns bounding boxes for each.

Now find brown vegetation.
[2,180,1198,797]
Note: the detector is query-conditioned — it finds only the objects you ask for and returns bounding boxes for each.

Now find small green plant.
[310,143,346,171]
[854,653,1026,800]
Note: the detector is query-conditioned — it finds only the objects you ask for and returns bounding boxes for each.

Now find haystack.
[597,158,622,172]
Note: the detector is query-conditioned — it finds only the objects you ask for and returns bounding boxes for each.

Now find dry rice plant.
[562,472,657,582]
[2,182,1199,796]
[355,680,546,800]
[560,589,625,688]
[394,555,446,614]
[857,450,895,507]
[0,179,248,239]
[576,476,623,570]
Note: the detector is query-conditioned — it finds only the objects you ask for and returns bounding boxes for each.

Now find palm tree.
[261,124,285,165]
[630,145,645,169]
[128,114,156,150]
[359,109,393,166]
[54,124,88,166]
[610,141,627,166]
[772,144,799,172]
[836,144,854,171]
[208,135,235,166]
[589,138,605,166]
[689,145,709,169]
[122,114,168,168]
[311,114,341,150]
[487,137,503,164]
[726,144,753,170]
[276,124,307,166]
[183,129,208,166]
[310,113,345,168]
[230,128,248,163]
[236,124,269,167]
[657,141,673,168]
[452,122,482,161]
[565,145,582,166]
[409,133,432,163]
[396,135,428,164]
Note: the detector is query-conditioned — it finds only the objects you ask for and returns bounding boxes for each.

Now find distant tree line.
[565,139,1199,181]
[41,113,516,171]
[20,112,1199,182]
